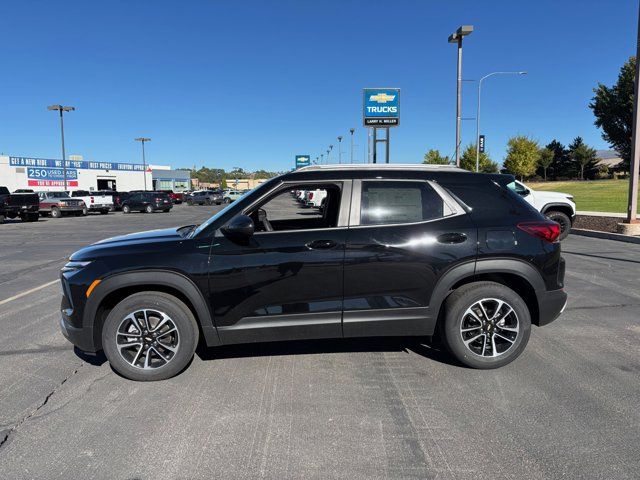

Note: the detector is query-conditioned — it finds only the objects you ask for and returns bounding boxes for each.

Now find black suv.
[60,165,566,381]
[121,191,172,213]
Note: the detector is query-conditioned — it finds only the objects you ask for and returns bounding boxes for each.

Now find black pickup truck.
[0,186,40,223]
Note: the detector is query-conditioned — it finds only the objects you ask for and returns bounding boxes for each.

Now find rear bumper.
[536,288,568,326]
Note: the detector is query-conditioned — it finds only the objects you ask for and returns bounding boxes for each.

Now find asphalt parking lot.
[0,205,639,479]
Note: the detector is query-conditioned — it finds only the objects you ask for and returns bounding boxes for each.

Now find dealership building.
[0,155,190,192]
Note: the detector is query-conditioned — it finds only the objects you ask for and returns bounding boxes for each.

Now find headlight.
[59,201,67,206]
[62,261,91,273]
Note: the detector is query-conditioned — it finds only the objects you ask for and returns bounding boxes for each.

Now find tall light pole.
[349,128,355,163]
[47,105,75,190]
[625,2,640,227]
[337,136,343,163]
[320,153,324,164]
[475,71,527,172]
[448,25,473,167]
[327,145,333,163]
[135,137,151,190]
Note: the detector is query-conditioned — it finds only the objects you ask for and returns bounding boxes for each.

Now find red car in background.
[159,190,184,204]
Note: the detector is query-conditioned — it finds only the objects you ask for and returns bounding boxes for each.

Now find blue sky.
[0,0,636,171]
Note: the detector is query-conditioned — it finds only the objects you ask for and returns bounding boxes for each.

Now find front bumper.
[536,288,568,326]
[60,314,97,352]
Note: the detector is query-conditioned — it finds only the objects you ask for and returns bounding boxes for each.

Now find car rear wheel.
[0,215,5,224]
[102,292,199,381]
[545,211,571,241]
[51,207,61,218]
[122,205,131,214]
[145,205,154,213]
[82,206,88,216]
[441,281,531,369]
[224,198,231,204]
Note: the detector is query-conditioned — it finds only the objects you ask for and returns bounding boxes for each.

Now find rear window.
[360,181,445,225]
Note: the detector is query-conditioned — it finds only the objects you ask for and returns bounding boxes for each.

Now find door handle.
[305,239,338,250]
[437,233,467,244]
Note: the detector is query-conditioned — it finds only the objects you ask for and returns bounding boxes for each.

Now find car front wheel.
[441,281,531,369]
[51,207,62,218]
[545,211,571,241]
[122,205,131,214]
[102,292,199,381]
[145,205,154,213]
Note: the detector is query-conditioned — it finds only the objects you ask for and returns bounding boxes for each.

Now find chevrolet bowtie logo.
[370,93,396,103]
[298,157,308,161]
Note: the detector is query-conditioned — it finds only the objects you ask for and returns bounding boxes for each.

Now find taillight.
[517,221,561,243]
[90,196,94,203]
[308,192,314,200]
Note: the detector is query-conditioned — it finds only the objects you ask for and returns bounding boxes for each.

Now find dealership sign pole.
[47,105,75,191]
[363,88,400,163]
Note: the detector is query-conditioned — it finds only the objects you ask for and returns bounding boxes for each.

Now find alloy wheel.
[116,309,180,369]
[459,298,519,358]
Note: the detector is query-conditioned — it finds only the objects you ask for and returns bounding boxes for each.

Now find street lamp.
[448,25,473,166]
[47,104,75,190]
[134,137,151,190]
[349,128,355,163]
[320,153,324,164]
[327,144,333,163]
[475,71,527,172]
[337,136,343,163]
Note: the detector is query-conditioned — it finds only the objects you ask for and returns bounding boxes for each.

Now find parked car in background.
[159,190,184,204]
[0,186,40,223]
[222,188,243,203]
[69,190,113,215]
[95,191,128,211]
[507,181,576,240]
[37,191,85,218]
[121,191,172,213]
[13,189,35,193]
[186,189,223,205]
[304,189,327,208]
[60,164,567,380]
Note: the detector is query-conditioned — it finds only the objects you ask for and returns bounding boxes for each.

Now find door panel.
[209,229,347,344]
[343,180,477,338]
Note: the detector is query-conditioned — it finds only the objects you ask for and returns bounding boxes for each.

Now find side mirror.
[519,188,530,197]
[222,214,254,238]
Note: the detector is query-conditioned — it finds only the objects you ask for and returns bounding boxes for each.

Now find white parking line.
[0,280,59,306]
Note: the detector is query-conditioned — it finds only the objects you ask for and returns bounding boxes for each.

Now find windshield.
[50,192,70,198]
[189,177,279,237]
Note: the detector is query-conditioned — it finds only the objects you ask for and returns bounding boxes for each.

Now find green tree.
[423,149,451,165]
[503,136,540,180]
[460,143,498,173]
[544,139,573,179]
[538,148,554,181]
[590,56,634,171]
[570,140,598,180]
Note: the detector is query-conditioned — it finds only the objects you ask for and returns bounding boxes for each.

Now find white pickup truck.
[69,190,113,215]
[508,181,576,240]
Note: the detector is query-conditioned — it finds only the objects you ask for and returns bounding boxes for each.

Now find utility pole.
[349,128,355,163]
[337,136,343,163]
[135,137,151,191]
[448,25,473,166]
[625,3,640,228]
[47,104,75,190]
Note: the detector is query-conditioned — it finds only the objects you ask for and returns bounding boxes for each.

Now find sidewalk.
[577,211,639,219]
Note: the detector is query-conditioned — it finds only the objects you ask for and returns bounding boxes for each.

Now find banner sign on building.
[295,155,311,169]
[10,157,146,172]
[363,88,400,127]
[27,167,79,187]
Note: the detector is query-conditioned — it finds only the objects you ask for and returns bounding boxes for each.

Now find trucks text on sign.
[363,88,400,127]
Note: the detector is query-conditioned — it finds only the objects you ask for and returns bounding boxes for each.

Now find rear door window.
[359,181,445,226]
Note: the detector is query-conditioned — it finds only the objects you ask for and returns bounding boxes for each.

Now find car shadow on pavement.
[563,250,640,265]
[74,346,107,366]
[196,337,462,367]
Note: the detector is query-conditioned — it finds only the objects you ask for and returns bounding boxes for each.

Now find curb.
[570,228,640,244]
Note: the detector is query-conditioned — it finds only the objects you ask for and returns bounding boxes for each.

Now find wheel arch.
[541,203,574,221]
[84,270,220,351]
[429,259,545,329]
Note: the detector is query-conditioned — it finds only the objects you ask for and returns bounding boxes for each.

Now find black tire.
[145,205,154,214]
[102,292,199,381]
[122,204,131,214]
[100,209,109,215]
[441,281,531,369]
[82,206,88,216]
[163,209,170,212]
[545,211,571,241]
[51,207,61,218]
[224,198,231,204]
[0,215,5,224]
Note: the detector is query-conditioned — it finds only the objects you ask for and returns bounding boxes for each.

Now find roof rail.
[297,163,464,172]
